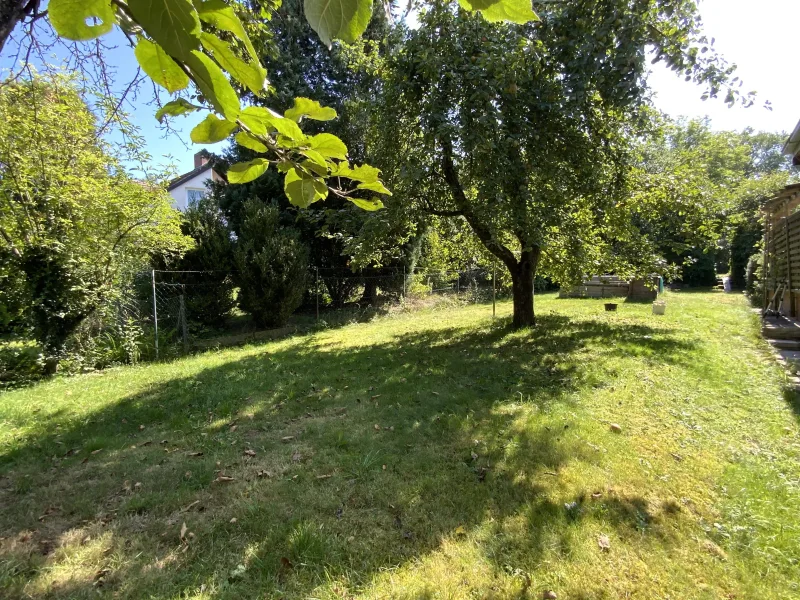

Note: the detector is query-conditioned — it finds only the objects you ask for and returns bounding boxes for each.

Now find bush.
[0,342,44,387]
[233,201,309,328]
[746,253,763,300]
[730,223,762,290]
[680,250,717,286]
[177,196,236,327]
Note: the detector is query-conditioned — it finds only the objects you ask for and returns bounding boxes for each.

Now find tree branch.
[438,134,518,269]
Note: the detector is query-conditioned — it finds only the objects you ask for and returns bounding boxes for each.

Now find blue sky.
[2,0,797,177]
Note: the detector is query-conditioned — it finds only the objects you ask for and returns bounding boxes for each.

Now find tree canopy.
[0,75,190,369]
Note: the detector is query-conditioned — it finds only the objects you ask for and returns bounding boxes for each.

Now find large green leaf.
[127,0,201,61]
[190,114,237,143]
[134,38,190,94]
[357,181,392,195]
[239,107,304,141]
[303,0,372,48]
[285,97,337,122]
[194,0,258,60]
[349,197,385,211]
[284,167,328,208]
[199,32,267,95]
[184,50,241,121]
[339,163,380,183]
[301,149,329,169]
[155,98,201,122]
[457,0,539,24]
[49,0,115,41]
[228,158,270,183]
[235,131,268,152]
[307,133,347,160]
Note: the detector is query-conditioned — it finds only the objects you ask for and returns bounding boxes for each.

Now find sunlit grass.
[1,291,798,599]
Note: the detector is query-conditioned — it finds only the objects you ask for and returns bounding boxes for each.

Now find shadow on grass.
[0,314,697,599]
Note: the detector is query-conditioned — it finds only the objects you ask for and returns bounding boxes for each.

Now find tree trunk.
[509,248,540,329]
[0,0,36,55]
[360,277,378,306]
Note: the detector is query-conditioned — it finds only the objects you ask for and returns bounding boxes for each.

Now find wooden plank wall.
[764,210,800,316]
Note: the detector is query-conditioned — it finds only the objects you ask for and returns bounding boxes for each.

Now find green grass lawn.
[1,291,799,599]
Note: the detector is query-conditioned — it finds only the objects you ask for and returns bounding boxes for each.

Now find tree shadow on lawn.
[0,314,697,599]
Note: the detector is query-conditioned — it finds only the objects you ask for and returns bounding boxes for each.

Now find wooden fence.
[762,183,800,316]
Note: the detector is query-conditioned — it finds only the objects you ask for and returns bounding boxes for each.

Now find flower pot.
[652,301,666,315]
[604,303,618,312]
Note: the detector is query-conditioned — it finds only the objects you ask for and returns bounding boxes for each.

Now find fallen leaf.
[139,425,145,430]
[281,436,295,442]
[316,473,333,479]
[471,452,478,461]
[370,394,381,400]
[291,452,302,462]
[229,425,238,433]
[598,534,611,551]
[257,470,272,478]
[609,423,622,433]
[230,517,237,524]
[243,449,256,457]
[187,451,203,457]
[374,424,381,431]
[454,525,466,536]
[180,522,187,541]
[214,475,235,483]
[134,482,142,490]
[543,591,557,600]
[280,556,294,569]
[182,500,200,512]
[91,448,103,455]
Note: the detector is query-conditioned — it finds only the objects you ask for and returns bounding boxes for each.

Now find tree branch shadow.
[0,314,698,598]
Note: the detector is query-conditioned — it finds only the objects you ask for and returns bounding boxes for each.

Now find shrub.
[233,201,308,328]
[730,223,762,290]
[177,196,236,328]
[746,253,763,300]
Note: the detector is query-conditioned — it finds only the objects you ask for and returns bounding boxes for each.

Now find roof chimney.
[194,150,210,169]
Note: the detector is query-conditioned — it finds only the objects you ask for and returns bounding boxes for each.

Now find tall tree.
[377,1,745,327]
[0,75,190,371]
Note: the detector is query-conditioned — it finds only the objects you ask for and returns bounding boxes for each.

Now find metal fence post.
[179,289,188,351]
[315,267,320,321]
[492,261,496,318]
[151,269,159,359]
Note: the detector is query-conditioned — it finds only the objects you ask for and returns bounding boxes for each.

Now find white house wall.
[169,170,214,211]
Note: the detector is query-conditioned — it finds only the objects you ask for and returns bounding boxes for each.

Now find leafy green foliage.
[175,196,237,327]
[233,201,308,327]
[190,113,239,143]
[127,0,201,60]
[0,76,191,367]
[375,2,754,327]
[284,97,337,122]
[48,0,115,41]
[228,158,271,183]
[134,37,190,93]
[457,0,538,25]
[184,49,242,120]
[42,0,533,211]
[155,98,201,122]
[284,166,328,207]
[303,0,372,48]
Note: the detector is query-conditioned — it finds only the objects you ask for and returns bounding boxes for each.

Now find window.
[186,188,206,205]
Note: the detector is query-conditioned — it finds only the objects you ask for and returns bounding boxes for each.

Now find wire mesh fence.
[111,266,503,358]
